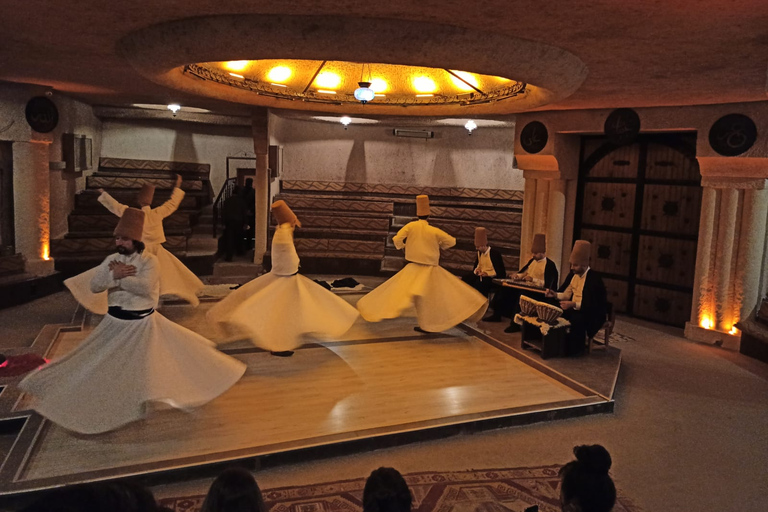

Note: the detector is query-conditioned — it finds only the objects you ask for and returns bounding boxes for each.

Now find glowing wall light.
[42,242,50,261]
[267,66,292,82]
[315,72,341,89]
[413,76,437,93]
[224,60,249,72]
[700,316,713,330]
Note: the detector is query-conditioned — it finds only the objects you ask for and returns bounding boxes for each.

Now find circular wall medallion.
[604,108,640,146]
[25,96,59,133]
[708,114,757,156]
[519,121,548,153]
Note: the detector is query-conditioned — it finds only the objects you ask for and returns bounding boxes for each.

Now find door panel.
[581,182,636,229]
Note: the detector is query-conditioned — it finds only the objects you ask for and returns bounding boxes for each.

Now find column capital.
[701,177,767,190]
[697,156,768,180]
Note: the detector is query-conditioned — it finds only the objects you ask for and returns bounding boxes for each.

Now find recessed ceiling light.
[413,76,437,93]
[267,66,292,82]
[315,72,341,89]
[229,73,244,79]
[270,83,287,87]
[416,94,434,97]
[224,60,249,72]
[317,90,337,95]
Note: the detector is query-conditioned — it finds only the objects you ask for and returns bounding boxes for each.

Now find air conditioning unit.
[393,129,434,139]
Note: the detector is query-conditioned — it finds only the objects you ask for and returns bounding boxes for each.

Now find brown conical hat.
[136,184,155,206]
[271,200,301,227]
[474,227,488,247]
[531,233,546,254]
[569,240,592,266]
[114,208,145,241]
[416,195,430,216]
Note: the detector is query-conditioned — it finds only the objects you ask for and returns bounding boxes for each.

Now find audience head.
[559,444,616,512]
[200,467,266,512]
[21,480,161,512]
[245,178,254,189]
[363,467,412,512]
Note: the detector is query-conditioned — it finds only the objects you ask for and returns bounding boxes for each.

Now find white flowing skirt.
[64,244,204,314]
[19,312,246,434]
[356,263,488,332]
[207,272,360,352]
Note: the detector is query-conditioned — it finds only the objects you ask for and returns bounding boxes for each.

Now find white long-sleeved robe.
[65,188,204,312]
[19,250,246,434]
[357,219,488,332]
[207,223,359,352]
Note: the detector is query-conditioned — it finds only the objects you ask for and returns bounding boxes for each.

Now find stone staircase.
[51,158,217,277]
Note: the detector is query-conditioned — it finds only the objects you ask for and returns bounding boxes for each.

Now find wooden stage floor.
[0,293,619,495]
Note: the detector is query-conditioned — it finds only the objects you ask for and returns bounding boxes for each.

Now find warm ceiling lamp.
[315,72,341,89]
[413,76,437,93]
[370,78,388,93]
[450,70,479,91]
[267,66,292,82]
[224,60,249,72]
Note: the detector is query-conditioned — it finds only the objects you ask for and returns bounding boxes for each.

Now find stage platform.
[0,290,621,496]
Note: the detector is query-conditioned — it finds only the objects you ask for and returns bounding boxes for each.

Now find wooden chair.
[587,302,615,353]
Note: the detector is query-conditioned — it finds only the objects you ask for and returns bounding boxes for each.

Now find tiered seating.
[51,158,213,276]
[269,181,522,276]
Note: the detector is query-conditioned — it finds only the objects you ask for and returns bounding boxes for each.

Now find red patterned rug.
[158,466,642,512]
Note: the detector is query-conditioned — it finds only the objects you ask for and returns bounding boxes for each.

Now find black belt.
[107,306,155,320]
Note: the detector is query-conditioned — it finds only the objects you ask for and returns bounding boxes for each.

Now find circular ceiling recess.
[119,15,588,116]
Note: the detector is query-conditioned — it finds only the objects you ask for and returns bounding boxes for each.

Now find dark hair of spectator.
[200,467,267,512]
[559,444,616,512]
[20,480,160,512]
[363,467,412,512]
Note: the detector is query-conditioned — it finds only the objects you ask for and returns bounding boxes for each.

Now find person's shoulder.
[139,251,159,265]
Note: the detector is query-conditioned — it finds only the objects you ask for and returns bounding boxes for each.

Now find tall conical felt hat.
[136,184,155,206]
[569,240,591,266]
[114,208,145,241]
[271,200,301,227]
[416,195,430,216]
[474,227,488,247]
[531,233,546,254]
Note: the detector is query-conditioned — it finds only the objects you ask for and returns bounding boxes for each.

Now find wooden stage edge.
[0,306,620,497]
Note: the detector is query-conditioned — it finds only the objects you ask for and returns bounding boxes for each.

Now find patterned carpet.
[158,467,642,512]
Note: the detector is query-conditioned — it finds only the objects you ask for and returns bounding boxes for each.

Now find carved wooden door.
[575,134,701,326]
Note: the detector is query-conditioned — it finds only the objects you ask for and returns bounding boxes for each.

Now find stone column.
[734,186,768,321]
[546,179,566,274]
[12,140,55,275]
[252,108,269,264]
[714,188,739,331]
[533,179,549,235]
[520,178,537,264]
[690,186,717,326]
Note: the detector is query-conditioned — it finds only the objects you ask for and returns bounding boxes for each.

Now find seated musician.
[461,227,506,297]
[484,233,558,332]
[545,240,607,356]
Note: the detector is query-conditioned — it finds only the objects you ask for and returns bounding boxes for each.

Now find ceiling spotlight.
[340,116,352,129]
[465,120,477,135]
[167,104,181,116]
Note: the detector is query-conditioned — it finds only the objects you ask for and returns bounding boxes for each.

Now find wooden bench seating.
[269,180,523,276]
[51,158,213,276]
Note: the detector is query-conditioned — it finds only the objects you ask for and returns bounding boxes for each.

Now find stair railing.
[211,177,237,238]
